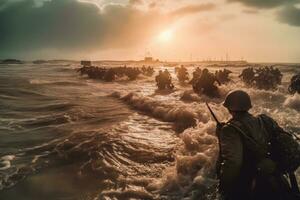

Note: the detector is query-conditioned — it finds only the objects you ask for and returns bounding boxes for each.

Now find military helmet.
[223,90,252,111]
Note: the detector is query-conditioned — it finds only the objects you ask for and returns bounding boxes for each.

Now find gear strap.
[228,118,300,194]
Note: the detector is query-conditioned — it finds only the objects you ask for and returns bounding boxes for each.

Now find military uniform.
[217,90,293,200]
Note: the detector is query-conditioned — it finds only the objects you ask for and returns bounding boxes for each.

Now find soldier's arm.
[218,125,243,195]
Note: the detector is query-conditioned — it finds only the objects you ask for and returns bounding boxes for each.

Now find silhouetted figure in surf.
[288,73,300,94]
[193,68,221,98]
[103,68,116,82]
[141,65,154,76]
[240,66,282,90]
[215,69,232,84]
[215,90,299,200]
[239,67,255,85]
[155,69,174,90]
[189,67,202,85]
[175,65,189,83]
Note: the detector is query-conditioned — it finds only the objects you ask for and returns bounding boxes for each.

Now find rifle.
[205,102,221,126]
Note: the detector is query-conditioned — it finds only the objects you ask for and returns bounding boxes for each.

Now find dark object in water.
[193,68,220,98]
[215,69,232,84]
[288,73,300,94]
[175,65,189,83]
[81,60,92,67]
[1,59,22,64]
[33,60,47,64]
[77,65,142,81]
[155,69,174,90]
[239,66,282,90]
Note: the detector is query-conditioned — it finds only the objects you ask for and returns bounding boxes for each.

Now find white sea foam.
[148,121,219,198]
[284,93,300,111]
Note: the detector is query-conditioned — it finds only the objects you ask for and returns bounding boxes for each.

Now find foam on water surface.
[0,63,299,200]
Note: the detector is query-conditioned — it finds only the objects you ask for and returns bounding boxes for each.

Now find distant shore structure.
[143,57,160,63]
[81,60,92,66]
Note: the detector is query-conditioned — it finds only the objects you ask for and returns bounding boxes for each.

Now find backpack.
[258,115,300,173]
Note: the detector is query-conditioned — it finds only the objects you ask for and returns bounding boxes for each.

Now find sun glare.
[158,30,173,42]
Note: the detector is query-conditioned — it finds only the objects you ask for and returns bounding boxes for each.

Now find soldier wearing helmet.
[216,90,292,200]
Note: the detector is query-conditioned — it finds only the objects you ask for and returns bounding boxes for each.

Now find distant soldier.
[216,69,232,84]
[239,67,255,85]
[155,70,174,89]
[163,69,174,89]
[288,73,300,94]
[103,68,115,82]
[216,90,297,200]
[189,67,202,85]
[193,68,221,97]
[253,66,282,90]
[176,65,189,83]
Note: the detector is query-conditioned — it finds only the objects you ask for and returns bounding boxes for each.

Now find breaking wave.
[109,91,223,132]
[284,93,300,111]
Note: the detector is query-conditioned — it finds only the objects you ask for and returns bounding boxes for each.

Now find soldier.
[103,68,115,82]
[193,68,221,97]
[288,73,300,94]
[216,90,294,200]
[216,69,232,84]
[156,70,174,89]
[239,67,255,85]
[189,67,202,85]
[161,69,173,89]
[176,65,189,83]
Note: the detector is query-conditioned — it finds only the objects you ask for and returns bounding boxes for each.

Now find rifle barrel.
[206,102,221,125]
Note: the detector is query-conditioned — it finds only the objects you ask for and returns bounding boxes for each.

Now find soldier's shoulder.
[257,114,280,128]
[256,113,275,123]
[221,123,240,134]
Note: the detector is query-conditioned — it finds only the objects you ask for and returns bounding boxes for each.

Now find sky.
[0,0,300,62]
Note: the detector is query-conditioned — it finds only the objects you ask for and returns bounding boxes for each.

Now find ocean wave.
[148,121,219,199]
[284,93,300,111]
[29,79,86,86]
[0,155,15,171]
[111,92,215,132]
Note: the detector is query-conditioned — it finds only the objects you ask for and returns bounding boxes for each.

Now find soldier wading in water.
[214,90,300,200]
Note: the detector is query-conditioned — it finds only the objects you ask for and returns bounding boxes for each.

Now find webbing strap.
[226,122,269,156]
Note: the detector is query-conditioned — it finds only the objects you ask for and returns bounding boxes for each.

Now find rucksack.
[258,115,300,173]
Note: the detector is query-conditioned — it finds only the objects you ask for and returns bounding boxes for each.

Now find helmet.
[223,90,252,111]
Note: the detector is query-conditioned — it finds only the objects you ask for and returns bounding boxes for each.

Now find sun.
[158,29,173,42]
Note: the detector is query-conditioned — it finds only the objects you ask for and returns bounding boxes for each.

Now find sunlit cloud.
[0,0,299,62]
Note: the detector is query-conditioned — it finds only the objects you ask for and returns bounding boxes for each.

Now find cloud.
[0,0,215,58]
[170,3,216,17]
[227,0,300,27]
[277,5,300,26]
[227,0,299,9]
[242,9,259,14]
[129,0,143,6]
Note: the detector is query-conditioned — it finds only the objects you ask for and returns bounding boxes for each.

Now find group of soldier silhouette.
[77,65,154,81]
[77,64,299,97]
[239,66,283,90]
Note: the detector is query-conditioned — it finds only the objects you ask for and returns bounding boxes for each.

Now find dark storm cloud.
[0,0,215,57]
[277,5,300,26]
[227,0,300,27]
[227,0,299,9]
